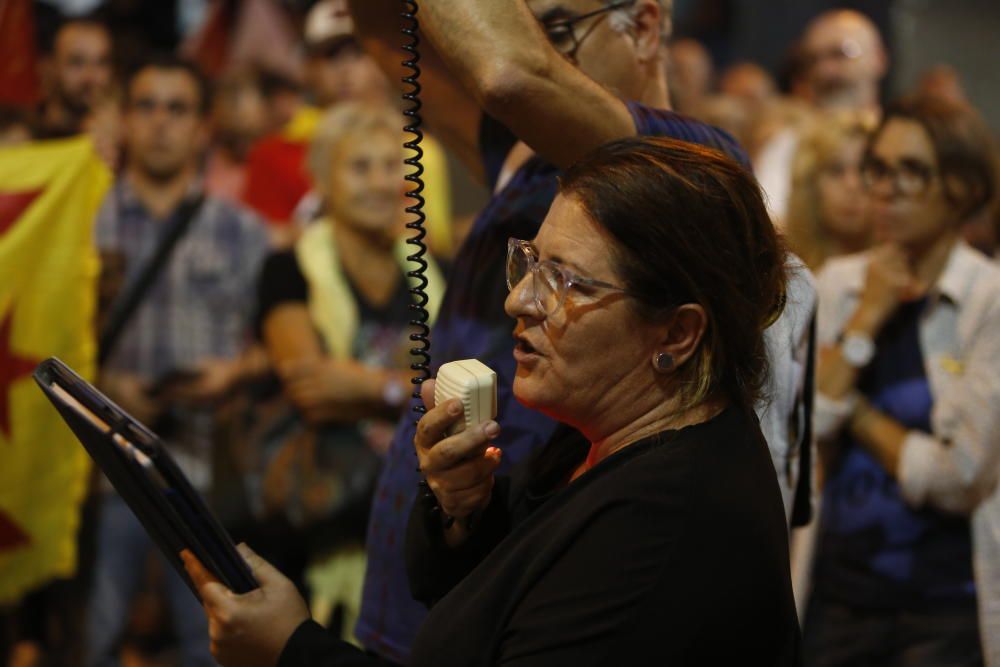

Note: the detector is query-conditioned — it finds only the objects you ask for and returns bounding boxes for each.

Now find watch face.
[842,333,875,368]
[384,380,407,407]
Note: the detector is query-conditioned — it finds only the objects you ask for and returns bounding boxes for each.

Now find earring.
[654,352,675,372]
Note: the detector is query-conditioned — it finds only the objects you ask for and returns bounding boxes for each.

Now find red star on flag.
[0,508,30,551]
[0,189,42,236]
[0,310,40,440]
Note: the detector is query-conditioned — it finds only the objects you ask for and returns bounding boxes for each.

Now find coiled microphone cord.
[401,0,431,421]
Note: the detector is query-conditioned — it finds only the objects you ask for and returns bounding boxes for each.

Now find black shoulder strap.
[98,195,206,364]
[790,315,817,528]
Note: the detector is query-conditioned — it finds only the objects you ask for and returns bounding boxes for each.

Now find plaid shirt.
[96,178,269,487]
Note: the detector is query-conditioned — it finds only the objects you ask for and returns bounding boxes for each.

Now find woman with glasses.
[182,136,801,666]
[805,95,1000,665]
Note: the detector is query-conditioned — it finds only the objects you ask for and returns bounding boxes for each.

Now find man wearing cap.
[304,0,395,108]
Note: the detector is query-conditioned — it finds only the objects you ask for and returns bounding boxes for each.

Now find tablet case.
[33,357,257,598]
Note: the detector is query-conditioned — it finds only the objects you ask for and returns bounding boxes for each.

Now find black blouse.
[279,407,802,666]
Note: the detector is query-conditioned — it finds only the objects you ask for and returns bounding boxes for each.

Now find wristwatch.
[383,378,408,408]
[840,331,876,369]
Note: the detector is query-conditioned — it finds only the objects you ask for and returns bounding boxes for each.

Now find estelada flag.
[0,136,110,604]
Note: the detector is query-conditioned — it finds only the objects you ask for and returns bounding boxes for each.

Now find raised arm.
[416,0,654,170]
[348,0,485,182]
[351,0,665,171]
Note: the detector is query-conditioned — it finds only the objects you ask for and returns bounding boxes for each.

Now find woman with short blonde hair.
[786,110,877,271]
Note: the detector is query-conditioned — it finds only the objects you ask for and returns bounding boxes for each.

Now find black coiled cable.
[401,0,431,421]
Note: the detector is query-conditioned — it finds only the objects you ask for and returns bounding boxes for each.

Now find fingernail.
[448,401,462,416]
[484,421,500,438]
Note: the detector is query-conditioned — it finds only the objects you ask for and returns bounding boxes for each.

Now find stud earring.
[654,352,675,372]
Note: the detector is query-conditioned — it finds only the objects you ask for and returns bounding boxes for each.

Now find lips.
[513,333,542,362]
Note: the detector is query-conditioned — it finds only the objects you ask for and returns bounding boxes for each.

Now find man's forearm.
[347,0,541,91]
[415,0,552,103]
[347,0,405,76]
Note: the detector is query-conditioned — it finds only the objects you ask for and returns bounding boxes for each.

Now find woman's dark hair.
[559,136,787,412]
[874,94,998,224]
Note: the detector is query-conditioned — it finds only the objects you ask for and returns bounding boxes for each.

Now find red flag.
[180,0,237,79]
[0,0,40,107]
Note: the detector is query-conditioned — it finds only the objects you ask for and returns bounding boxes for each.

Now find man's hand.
[414,379,502,521]
[99,371,162,425]
[181,545,310,667]
[165,358,241,406]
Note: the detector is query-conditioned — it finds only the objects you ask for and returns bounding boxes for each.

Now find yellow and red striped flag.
[0,136,110,604]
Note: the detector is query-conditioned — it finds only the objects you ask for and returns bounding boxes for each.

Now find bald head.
[799,10,886,111]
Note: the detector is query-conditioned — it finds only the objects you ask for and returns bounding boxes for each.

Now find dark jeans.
[803,595,982,667]
[84,494,215,667]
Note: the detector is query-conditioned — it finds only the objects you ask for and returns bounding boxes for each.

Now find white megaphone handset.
[434,360,498,436]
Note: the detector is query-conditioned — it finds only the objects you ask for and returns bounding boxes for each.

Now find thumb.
[420,378,436,411]
[236,543,284,586]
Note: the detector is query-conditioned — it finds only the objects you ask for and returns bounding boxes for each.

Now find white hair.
[307,102,403,194]
[607,0,672,45]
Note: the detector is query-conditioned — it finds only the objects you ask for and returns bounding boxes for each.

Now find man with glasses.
[797,10,887,114]
[345,1,814,662]
[87,56,270,667]
[756,9,886,225]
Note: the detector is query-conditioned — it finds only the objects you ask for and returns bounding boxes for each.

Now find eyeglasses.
[540,0,637,64]
[308,36,363,61]
[129,97,198,118]
[860,156,937,197]
[801,38,864,70]
[506,238,628,315]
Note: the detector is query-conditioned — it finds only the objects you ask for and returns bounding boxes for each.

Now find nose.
[866,175,896,202]
[371,164,400,193]
[504,272,540,320]
[843,167,863,192]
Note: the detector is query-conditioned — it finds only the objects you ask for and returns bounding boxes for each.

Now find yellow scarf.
[294,219,444,360]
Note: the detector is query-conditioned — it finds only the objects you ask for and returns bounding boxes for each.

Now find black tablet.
[33,357,258,598]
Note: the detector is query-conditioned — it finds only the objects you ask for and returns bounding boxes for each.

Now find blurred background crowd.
[0,0,998,666]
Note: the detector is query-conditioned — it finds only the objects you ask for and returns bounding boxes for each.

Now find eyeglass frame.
[506,237,629,315]
[800,37,864,70]
[539,0,638,64]
[860,154,939,198]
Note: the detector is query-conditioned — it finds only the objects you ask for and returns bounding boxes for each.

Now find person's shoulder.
[953,241,1000,284]
[203,196,269,243]
[780,253,818,327]
[626,101,749,167]
[944,242,1000,323]
[260,248,300,279]
[815,249,869,295]
[601,409,761,497]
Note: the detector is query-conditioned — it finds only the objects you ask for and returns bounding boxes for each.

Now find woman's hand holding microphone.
[414,379,502,546]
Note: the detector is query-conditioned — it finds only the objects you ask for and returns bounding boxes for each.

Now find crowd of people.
[1,0,999,666]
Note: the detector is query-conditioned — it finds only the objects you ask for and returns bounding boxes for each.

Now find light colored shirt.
[814,240,1000,664]
[757,256,817,524]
